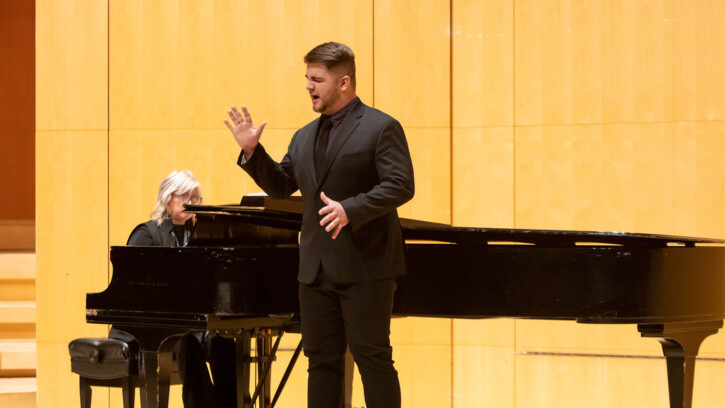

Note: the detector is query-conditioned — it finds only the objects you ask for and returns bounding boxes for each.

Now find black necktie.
[315,118,333,179]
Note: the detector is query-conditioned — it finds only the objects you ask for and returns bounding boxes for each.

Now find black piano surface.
[86,195,725,408]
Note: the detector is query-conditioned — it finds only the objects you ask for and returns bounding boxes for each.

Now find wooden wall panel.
[35,130,109,408]
[36,1,109,407]
[517,320,662,356]
[511,2,725,405]
[0,0,35,130]
[0,129,35,221]
[395,345,452,408]
[109,0,373,131]
[451,0,514,228]
[513,125,725,389]
[691,1,725,121]
[517,354,725,407]
[450,2,516,403]
[374,2,452,406]
[454,319,514,348]
[374,0,450,129]
[391,317,452,407]
[453,345,514,408]
[452,128,513,228]
[453,319,515,408]
[452,0,513,128]
[0,1,35,220]
[36,0,107,131]
[514,125,725,238]
[36,131,109,342]
[683,123,725,240]
[516,354,670,408]
[375,0,451,224]
[514,126,707,236]
[397,128,451,223]
[515,0,725,126]
[691,360,725,407]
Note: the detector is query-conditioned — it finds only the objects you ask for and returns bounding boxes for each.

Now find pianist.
[116,170,237,408]
[126,170,201,247]
[224,42,415,408]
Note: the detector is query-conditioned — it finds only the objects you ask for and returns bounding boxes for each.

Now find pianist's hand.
[319,192,349,240]
[224,105,267,160]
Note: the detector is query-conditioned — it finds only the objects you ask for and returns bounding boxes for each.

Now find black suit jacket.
[240,99,415,284]
[126,219,193,247]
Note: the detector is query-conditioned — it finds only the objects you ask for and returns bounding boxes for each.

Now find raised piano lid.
[184,196,303,246]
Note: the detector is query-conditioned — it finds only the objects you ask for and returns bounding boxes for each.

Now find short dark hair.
[304,42,356,89]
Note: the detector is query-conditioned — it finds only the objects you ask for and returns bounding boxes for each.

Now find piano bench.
[68,337,144,408]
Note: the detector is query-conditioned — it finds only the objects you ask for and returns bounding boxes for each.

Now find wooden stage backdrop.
[36,1,725,407]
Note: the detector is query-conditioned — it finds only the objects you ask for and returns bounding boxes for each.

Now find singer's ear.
[339,75,351,90]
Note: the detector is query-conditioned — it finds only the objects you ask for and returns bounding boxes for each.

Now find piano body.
[86,195,725,408]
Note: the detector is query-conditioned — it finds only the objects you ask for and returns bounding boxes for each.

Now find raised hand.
[224,106,267,159]
[319,192,349,239]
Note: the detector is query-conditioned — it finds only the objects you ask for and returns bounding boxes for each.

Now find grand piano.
[86,195,725,408]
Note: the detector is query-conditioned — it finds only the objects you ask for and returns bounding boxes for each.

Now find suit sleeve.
[340,119,415,230]
[127,223,154,246]
[238,138,299,199]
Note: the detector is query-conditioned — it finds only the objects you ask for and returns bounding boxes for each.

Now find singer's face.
[305,63,342,115]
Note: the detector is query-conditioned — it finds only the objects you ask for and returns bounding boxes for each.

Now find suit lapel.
[159,219,176,247]
[316,102,365,188]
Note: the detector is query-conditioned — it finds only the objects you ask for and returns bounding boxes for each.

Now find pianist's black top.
[127,218,194,247]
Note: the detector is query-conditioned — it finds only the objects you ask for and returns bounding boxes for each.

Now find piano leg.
[139,387,147,408]
[638,321,723,408]
[140,336,180,408]
[156,338,177,408]
[121,377,134,408]
[257,333,273,408]
[142,350,160,408]
[236,331,252,408]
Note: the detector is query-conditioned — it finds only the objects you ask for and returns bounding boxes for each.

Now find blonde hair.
[150,170,201,225]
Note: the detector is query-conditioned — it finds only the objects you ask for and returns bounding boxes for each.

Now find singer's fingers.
[231,106,243,121]
[241,106,252,123]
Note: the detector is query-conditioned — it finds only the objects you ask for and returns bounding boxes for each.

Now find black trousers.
[178,332,237,408]
[299,269,401,408]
